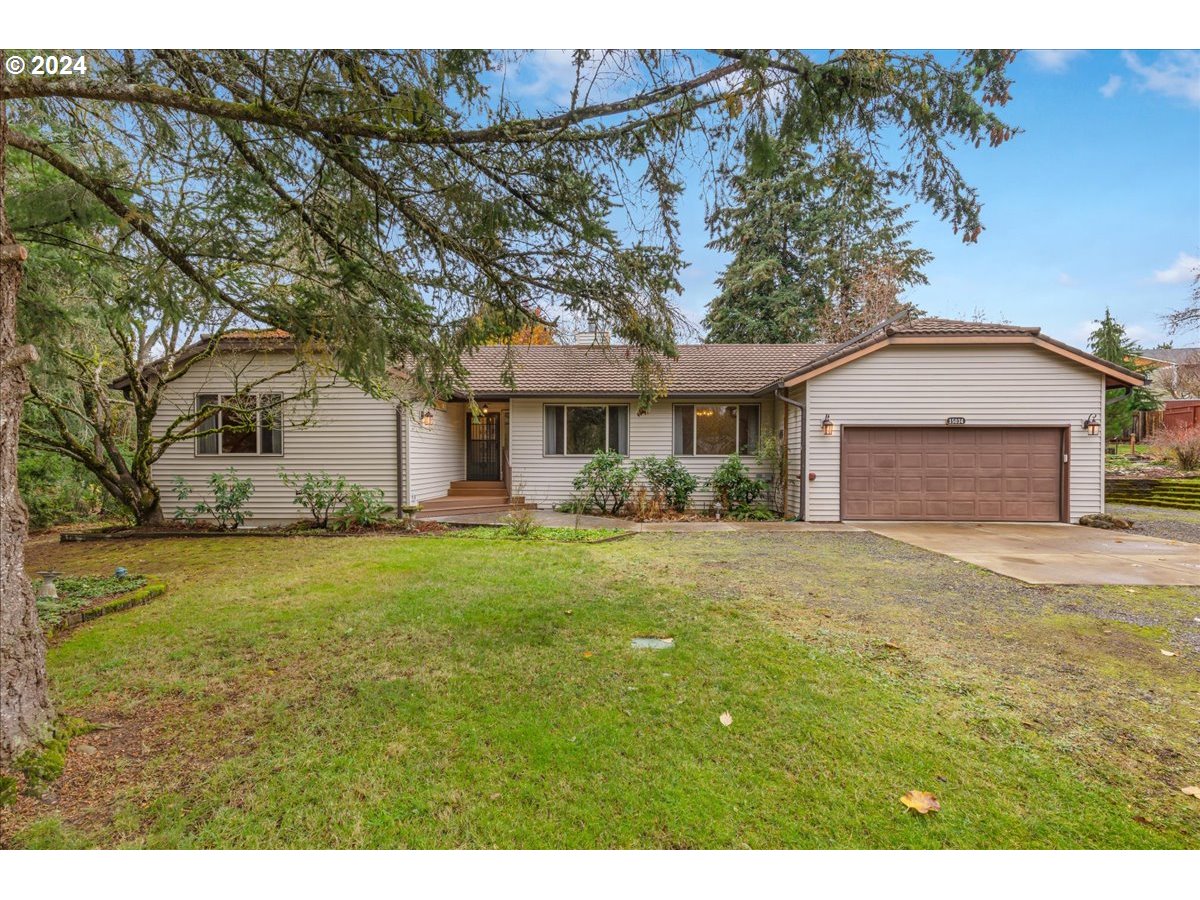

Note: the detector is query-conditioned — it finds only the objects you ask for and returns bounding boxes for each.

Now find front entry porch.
[415,479,523,518]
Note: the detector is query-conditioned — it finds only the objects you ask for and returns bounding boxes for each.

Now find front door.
[467,412,501,481]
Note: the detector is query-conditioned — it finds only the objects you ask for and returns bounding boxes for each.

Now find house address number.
[945,416,967,425]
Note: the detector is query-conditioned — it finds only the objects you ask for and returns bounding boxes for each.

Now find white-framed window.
[672,404,760,456]
[195,393,284,456]
[543,404,629,455]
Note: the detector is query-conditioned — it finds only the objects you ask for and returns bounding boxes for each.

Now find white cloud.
[1057,272,1075,286]
[1099,74,1123,99]
[1027,50,1085,72]
[1121,50,1200,105]
[1153,252,1200,284]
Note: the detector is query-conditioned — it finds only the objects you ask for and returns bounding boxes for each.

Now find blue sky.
[667,50,1200,348]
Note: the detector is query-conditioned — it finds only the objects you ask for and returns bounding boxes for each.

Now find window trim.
[542,402,630,457]
[673,402,761,457]
[193,392,285,457]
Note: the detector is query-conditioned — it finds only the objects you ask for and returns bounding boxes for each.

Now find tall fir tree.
[704,139,932,344]
[1087,308,1158,439]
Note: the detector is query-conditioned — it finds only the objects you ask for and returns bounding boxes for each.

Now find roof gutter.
[775,389,805,521]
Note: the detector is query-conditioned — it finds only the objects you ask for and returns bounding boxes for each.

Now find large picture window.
[673,404,759,456]
[195,393,283,456]
[544,404,628,455]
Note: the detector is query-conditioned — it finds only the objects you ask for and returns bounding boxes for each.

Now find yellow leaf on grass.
[582,651,593,658]
[1161,650,1177,657]
[719,711,733,727]
[1182,786,1200,799]
[900,790,941,814]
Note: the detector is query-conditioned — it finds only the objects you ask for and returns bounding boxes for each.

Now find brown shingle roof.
[455,343,829,397]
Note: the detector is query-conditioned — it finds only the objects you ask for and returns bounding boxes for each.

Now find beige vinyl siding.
[785,383,806,519]
[151,351,398,524]
[403,402,466,503]
[509,396,775,509]
[803,343,1106,522]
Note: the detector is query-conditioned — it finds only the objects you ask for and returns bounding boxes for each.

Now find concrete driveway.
[861,521,1200,585]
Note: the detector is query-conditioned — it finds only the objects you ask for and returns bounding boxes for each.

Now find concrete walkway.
[862,521,1200,586]
[426,508,858,533]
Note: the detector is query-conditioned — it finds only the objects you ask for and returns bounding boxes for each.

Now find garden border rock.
[45,581,168,637]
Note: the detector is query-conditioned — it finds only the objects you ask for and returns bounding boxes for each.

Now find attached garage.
[840,426,1065,522]
[778,319,1148,524]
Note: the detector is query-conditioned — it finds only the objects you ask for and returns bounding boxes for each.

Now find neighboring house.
[1136,348,1200,400]
[1130,348,1200,438]
[132,317,1145,525]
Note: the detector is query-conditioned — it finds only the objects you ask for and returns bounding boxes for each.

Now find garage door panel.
[842,427,1062,522]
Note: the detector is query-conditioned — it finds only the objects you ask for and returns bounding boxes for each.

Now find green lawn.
[4,530,1198,848]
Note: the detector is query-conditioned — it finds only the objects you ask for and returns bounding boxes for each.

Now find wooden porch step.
[448,480,508,496]
[415,498,529,519]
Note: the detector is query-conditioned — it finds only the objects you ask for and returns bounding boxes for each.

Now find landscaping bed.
[36,574,167,636]
[61,519,447,541]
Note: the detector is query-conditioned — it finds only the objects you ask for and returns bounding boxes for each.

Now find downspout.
[775,388,806,521]
[395,408,406,509]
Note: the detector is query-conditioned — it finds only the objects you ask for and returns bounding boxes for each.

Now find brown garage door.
[841,427,1063,521]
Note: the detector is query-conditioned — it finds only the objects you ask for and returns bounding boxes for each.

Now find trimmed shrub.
[636,455,698,512]
[173,468,254,530]
[331,484,393,529]
[278,469,352,527]
[706,454,766,513]
[572,450,637,515]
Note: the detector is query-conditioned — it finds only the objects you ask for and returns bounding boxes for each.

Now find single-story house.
[127,317,1146,524]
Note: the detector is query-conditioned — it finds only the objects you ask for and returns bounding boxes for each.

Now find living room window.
[195,393,284,456]
[544,404,629,455]
[672,404,759,456]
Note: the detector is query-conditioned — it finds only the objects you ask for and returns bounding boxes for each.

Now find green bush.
[572,451,637,514]
[173,468,254,530]
[636,455,698,512]
[278,469,352,527]
[330,484,392,529]
[17,447,120,529]
[707,454,766,513]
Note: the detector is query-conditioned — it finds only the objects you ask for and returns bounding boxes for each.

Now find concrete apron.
[861,521,1200,586]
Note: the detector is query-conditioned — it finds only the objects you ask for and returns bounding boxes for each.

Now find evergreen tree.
[704,140,931,343]
[2,48,1018,763]
[1087,308,1158,439]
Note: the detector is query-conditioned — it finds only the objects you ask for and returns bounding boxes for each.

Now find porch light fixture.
[481,403,489,416]
[420,409,434,429]
[1083,414,1100,436]
[821,414,835,436]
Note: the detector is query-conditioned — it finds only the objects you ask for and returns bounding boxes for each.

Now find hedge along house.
[130,317,1145,525]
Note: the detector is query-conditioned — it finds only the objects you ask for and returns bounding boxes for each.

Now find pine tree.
[704,140,931,343]
[1087,308,1158,439]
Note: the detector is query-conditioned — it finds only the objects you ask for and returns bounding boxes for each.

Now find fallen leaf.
[582,651,593,658]
[900,790,941,814]
[719,711,733,727]
[489,792,501,801]
[1182,786,1200,799]
[1161,650,1177,657]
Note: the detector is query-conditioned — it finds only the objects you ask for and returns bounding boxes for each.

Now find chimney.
[574,318,610,346]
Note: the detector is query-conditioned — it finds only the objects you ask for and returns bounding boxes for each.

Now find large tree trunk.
[1,62,54,766]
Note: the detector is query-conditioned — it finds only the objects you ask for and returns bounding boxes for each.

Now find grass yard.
[2,528,1198,848]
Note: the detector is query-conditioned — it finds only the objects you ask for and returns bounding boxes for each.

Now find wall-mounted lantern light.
[1083,414,1100,436]
[821,414,835,436]
[481,403,490,416]
[420,409,434,428]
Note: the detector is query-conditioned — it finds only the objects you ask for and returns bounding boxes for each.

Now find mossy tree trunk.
[1,68,54,764]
